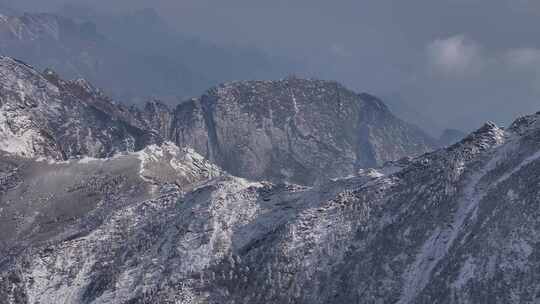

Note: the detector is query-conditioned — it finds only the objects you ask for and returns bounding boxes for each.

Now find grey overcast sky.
[6,0,540,132]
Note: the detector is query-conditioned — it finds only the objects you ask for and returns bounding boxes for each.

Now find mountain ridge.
[0,56,436,185]
[2,107,540,303]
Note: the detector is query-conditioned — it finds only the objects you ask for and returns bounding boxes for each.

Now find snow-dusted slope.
[3,109,540,303]
[0,142,222,256]
[0,56,160,160]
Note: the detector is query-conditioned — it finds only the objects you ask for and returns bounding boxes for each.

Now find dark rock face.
[2,111,540,303]
[0,57,436,184]
[136,100,174,139]
[170,79,436,185]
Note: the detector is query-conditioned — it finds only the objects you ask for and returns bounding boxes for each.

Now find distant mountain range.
[0,6,299,105]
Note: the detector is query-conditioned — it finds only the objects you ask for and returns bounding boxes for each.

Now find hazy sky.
[6,0,540,131]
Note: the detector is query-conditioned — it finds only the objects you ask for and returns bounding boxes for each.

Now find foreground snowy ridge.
[2,107,540,303]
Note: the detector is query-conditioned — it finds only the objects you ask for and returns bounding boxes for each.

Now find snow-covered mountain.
[0,57,436,185]
[2,99,540,303]
[0,56,160,159]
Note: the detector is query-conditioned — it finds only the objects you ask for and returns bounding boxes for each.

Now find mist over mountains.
[0,4,299,105]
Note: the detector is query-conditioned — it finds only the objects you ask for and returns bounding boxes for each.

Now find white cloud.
[427,34,481,74]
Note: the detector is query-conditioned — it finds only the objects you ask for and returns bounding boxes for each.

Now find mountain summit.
[168,79,436,184]
[0,56,160,160]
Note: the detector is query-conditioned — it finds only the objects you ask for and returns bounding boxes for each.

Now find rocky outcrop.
[2,109,540,303]
[170,79,437,184]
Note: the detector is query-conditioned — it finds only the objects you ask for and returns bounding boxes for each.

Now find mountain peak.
[457,121,506,150]
[175,77,437,185]
[0,56,159,160]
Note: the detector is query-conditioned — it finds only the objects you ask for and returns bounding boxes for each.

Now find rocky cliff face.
[170,79,436,185]
[0,57,436,184]
[2,108,540,303]
[0,56,160,160]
